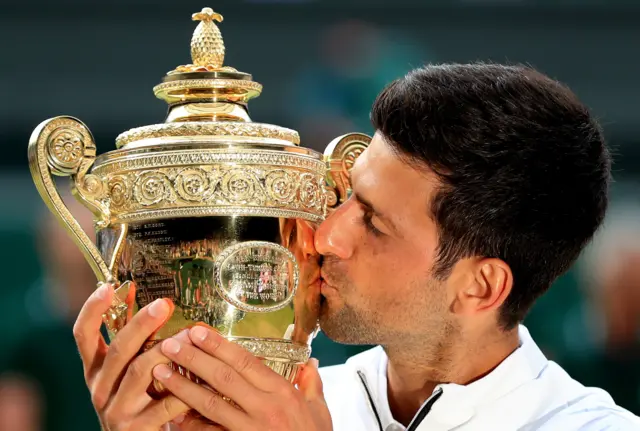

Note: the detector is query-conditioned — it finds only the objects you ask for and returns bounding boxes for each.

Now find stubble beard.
[319,273,459,367]
[319,297,384,345]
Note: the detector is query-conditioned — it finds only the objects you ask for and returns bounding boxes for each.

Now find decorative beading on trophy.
[115,122,300,148]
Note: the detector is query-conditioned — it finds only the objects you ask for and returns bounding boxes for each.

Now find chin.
[318,297,332,326]
[318,300,375,345]
[319,324,371,346]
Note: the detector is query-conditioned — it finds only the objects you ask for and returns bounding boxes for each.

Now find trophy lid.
[114,7,300,149]
[155,7,262,107]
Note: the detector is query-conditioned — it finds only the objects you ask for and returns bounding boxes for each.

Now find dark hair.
[371,63,611,329]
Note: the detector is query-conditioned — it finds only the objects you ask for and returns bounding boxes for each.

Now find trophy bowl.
[27,6,370,396]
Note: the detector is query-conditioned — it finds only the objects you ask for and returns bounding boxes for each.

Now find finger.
[297,358,326,403]
[108,329,193,417]
[152,363,252,430]
[188,326,283,391]
[91,297,174,410]
[158,337,262,411]
[125,395,190,431]
[178,413,226,431]
[73,282,114,382]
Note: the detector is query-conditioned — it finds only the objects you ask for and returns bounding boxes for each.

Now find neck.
[384,327,520,426]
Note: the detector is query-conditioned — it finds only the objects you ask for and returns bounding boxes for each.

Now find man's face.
[315,133,456,349]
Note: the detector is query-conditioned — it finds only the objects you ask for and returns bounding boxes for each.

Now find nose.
[315,197,358,260]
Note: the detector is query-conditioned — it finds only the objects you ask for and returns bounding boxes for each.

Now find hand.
[152,326,333,431]
[73,282,191,430]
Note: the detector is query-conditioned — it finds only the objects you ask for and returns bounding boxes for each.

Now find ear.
[455,258,512,315]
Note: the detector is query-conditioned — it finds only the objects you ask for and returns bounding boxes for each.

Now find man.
[74,63,640,430]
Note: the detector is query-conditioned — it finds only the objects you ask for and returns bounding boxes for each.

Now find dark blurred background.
[1,0,639,429]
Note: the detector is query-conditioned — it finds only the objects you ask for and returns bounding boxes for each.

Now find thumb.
[298,358,325,402]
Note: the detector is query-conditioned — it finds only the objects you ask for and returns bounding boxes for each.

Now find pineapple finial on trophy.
[191,7,225,68]
[154,6,262,115]
[169,6,237,74]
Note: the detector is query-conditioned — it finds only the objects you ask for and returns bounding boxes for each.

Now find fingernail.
[173,413,186,424]
[148,299,169,318]
[174,329,190,341]
[153,364,173,380]
[162,338,181,354]
[190,325,208,342]
[310,358,320,368]
[94,283,110,300]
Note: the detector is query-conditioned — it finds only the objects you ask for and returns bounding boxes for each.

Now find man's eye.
[362,210,383,237]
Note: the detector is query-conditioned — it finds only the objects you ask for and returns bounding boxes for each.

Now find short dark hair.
[371,63,611,329]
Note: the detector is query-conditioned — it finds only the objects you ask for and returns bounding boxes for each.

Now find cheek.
[352,241,432,298]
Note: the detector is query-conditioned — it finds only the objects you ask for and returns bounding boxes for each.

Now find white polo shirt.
[319,326,640,430]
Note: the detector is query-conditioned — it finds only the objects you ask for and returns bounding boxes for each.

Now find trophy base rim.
[148,337,310,398]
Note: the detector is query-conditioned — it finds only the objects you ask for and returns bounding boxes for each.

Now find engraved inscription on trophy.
[215,241,299,313]
[129,222,176,308]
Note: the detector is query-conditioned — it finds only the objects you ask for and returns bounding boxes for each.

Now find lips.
[319,270,335,288]
[319,273,337,294]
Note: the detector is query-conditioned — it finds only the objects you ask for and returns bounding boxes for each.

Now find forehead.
[351,133,438,227]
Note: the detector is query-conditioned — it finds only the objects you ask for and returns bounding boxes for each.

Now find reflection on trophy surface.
[27,5,370,399]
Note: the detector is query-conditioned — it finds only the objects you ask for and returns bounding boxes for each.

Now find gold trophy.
[27,7,370,395]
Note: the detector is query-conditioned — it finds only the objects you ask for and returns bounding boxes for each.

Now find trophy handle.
[324,132,372,211]
[27,116,113,282]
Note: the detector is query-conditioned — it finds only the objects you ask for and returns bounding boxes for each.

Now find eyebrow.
[353,191,401,237]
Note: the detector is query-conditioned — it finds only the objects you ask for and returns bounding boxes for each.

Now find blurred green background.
[1,1,639,429]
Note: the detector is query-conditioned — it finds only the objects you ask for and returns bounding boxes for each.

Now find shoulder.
[534,401,640,430]
[521,362,640,430]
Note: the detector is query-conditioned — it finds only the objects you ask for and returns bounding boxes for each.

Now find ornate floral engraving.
[221,169,261,203]
[133,171,176,206]
[81,174,104,198]
[48,128,85,170]
[324,133,373,211]
[343,145,364,175]
[85,137,359,224]
[265,170,297,204]
[108,176,129,208]
[92,162,325,223]
[174,168,215,202]
[299,173,323,210]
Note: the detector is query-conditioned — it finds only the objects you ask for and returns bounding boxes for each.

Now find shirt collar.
[427,325,548,427]
[350,325,548,430]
